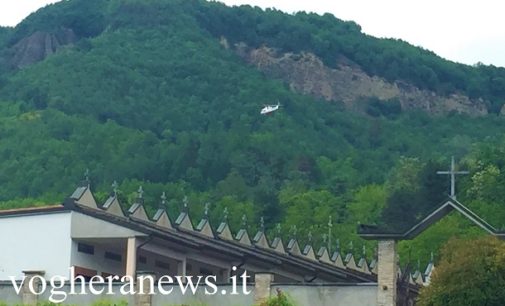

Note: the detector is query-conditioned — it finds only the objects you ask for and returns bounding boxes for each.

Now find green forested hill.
[1,0,505,263]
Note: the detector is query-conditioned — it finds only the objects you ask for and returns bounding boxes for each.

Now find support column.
[21,270,45,306]
[177,257,187,278]
[221,267,231,283]
[135,271,155,306]
[377,240,397,306]
[126,237,138,278]
[254,273,274,305]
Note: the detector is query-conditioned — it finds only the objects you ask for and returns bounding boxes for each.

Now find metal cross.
[241,214,247,228]
[84,169,90,185]
[183,196,188,210]
[436,156,469,199]
[204,202,210,217]
[223,207,229,222]
[112,180,118,196]
[137,186,144,199]
[290,225,298,238]
[328,216,333,251]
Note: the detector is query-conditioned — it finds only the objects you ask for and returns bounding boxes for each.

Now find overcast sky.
[1,0,504,67]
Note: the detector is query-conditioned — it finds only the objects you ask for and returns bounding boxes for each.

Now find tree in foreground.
[418,236,505,306]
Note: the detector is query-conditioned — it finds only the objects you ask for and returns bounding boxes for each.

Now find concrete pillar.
[221,267,231,283]
[21,270,45,306]
[135,271,155,306]
[254,272,274,305]
[177,257,187,278]
[377,240,397,306]
[126,237,138,278]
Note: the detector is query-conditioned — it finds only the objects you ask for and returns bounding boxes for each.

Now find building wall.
[0,281,22,304]
[71,212,145,239]
[151,284,255,306]
[137,249,181,278]
[0,283,375,306]
[69,211,148,278]
[186,258,229,282]
[140,242,232,282]
[0,211,72,280]
[69,242,195,279]
[0,283,134,305]
[40,283,135,305]
[272,284,377,306]
[70,240,127,277]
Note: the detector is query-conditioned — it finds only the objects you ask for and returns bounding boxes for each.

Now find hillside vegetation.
[0,0,505,263]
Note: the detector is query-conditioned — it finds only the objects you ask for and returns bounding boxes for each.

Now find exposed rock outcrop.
[10,28,77,68]
[234,44,488,116]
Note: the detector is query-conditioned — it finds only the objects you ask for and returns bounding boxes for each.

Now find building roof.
[54,189,380,282]
[0,205,66,217]
[0,184,431,287]
[70,186,87,200]
[358,197,505,240]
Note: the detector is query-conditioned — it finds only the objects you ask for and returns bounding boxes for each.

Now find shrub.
[261,289,297,306]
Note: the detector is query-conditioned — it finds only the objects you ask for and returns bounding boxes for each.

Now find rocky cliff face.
[233,43,488,116]
[10,28,77,68]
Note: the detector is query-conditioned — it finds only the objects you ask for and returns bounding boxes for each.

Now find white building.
[0,183,376,283]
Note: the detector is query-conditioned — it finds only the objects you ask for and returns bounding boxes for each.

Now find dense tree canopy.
[418,236,505,306]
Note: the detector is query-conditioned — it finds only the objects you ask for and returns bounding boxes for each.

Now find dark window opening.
[104,251,122,262]
[155,260,170,270]
[200,268,213,276]
[77,243,94,255]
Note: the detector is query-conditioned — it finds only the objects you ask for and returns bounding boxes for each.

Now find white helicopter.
[260,103,280,115]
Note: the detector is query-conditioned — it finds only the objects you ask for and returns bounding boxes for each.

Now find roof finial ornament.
[223,207,229,222]
[260,216,265,232]
[276,223,282,236]
[336,238,340,252]
[328,215,333,250]
[349,241,354,253]
[84,168,90,187]
[430,251,434,262]
[241,214,247,228]
[362,245,366,257]
[436,156,469,199]
[204,202,210,219]
[137,186,144,199]
[112,180,119,196]
[160,192,167,206]
[322,233,328,245]
[307,230,313,243]
[182,195,189,213]
[290,225,298,239]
